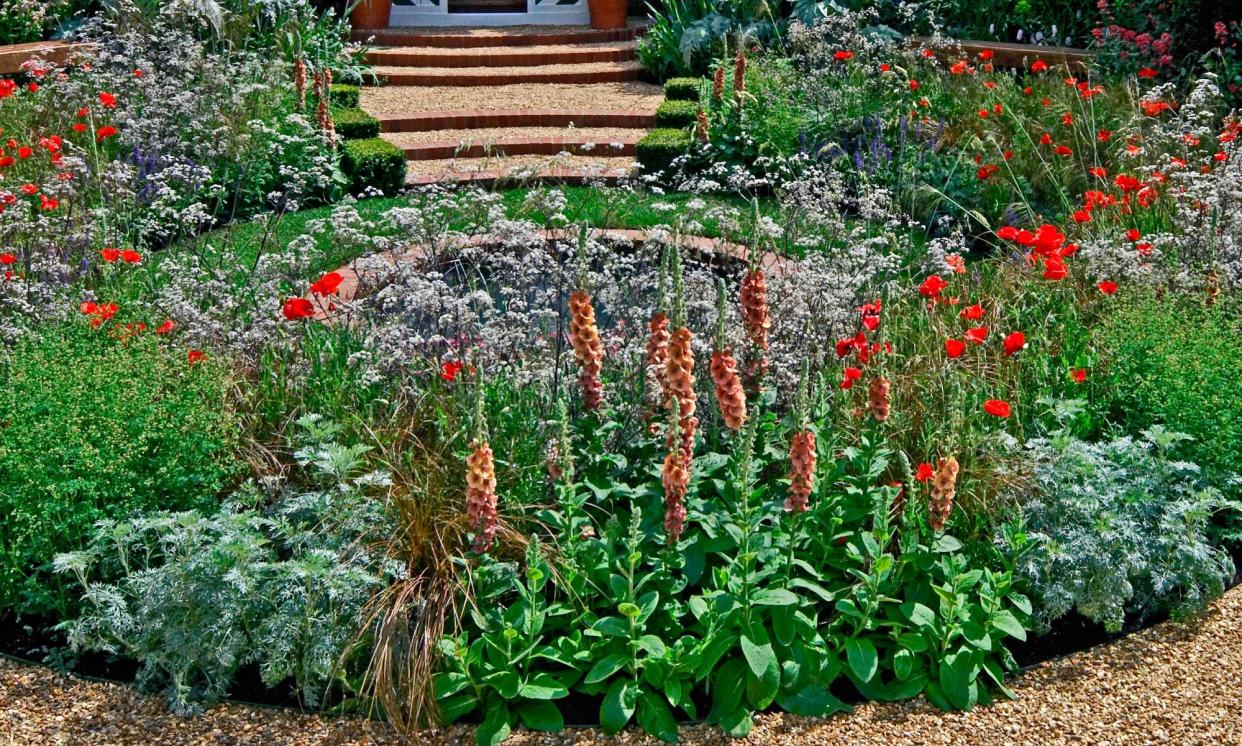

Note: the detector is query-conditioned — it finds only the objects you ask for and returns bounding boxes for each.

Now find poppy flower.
[1097,280,1118,295]
[945,338,966,358]
[282,297,315,320]
[880,63,891,72]
[964,326,989,344]
[309,271,344,296]
[909,79,920,91]
[1125,228,1142,241]
[834,50,854,61]
[979,49,994,60]
[919,274,949,297]
[983,399,1012,418]
[187,349,206,365]
[1030,59,1048,72]
[0,253,15,265]
[156,319,175,335]
[1003,331,1025,356]
[120,249,142,263]
[441,360,464,382]
[96,126,118,141]
[960,303,984,320]
[1138,67,1158,78]
[997,225,1020,241]
[1043,256,1068,281]
[100,248,121,262]
[915,462,935,482]
[1070,368,1088,383]
[1072,210,1091,223]
[99,91,117,108]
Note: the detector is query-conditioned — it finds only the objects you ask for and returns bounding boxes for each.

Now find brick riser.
[406,169,631,187]
[353,26,642,48]
[379,110,654,132]
[379,68,641,85]
[399,137,638,160]
[367,47,637,68]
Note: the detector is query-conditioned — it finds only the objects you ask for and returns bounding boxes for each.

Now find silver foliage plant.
[1009,423,1235,634]
[53,416,398,714]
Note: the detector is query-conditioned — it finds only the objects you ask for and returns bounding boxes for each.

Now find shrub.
[333,107,381,140]
[341,137,406,195]
[329,83,360,108]
[653,99,698,129]
[1010,425,1235,633]
[663,77,703,101]
[0,324,243,617]
[635,128,692,174]
[54,417,394,713]
[1095,294,1242,493]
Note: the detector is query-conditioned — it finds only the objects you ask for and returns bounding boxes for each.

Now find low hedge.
[329,83,360,108]
[635,128,692,175]
[341,137,406,195]
[334,107,381,140]
[663,77,703,102]
[654,99,698,129]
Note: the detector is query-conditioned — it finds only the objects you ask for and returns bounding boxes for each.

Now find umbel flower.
[928,456,959,532]
[710,279,746,431]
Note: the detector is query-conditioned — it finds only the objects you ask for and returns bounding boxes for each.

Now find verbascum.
[709,348,747,431]
[666,326,698,458]
[662,448,689,542]
[568,290,604,411]
[645,312,671,408]
[466,439,498,552]
[294,59,307,111]
[697,110,710,143]
[784,429,816,513]
[733,52,747,100]
[929,456,959,532]
[868,376,891,422]
[739,269,770,382]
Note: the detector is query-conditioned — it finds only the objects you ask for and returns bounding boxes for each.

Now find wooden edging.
[908,35,1093,71]
[0,41,91,76]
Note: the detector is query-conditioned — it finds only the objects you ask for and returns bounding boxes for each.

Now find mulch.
[3,583,1241,745]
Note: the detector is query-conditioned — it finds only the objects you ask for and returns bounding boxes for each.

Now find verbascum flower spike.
[928,456,959,532]
[785,429,816,513]
[466,387,498,552]
[710,279,746,431]
[665,244,697,458]
[868,376,891,422]
[293,58,307,111]
[733,51,747,101]
[712,67,725,101]
[662,398,689,543]
[645,247,672,414]
[739,267,770,384]
[697,110,710,143]
[568,228,604,411]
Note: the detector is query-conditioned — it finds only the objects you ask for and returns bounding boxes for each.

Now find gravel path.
[4,584,1241,745]
[359,81,663,114]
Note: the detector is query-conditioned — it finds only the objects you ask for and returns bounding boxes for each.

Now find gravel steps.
[351,24,644,47]
[374,60,644,86]
[360,81,663,116]
[383,126,641,159]
[4,584,1242,742]
[403,153,637,185]
[367,41,637,68]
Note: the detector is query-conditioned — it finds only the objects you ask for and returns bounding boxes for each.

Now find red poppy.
[120,249,142,263]
[100,248,121,262]
[945,338,966,358]
[984,399,1012,418]
[1072,210,1091,223]
[1097,280,1118,295]
[0,253,15,265]
[99,91,117,108]
[918,274,949,297]
[915,462,935,482]
[187,349,206,365]
[1003,331,1025,356]
[959,303,984,320]
[282,297,315,320]
[834,50,854,61]
[1070,368,1088,383]
[96,126,118,141]
[1043,256,1068,281]
[1138,67,1158,79]
[309,271,344,296]
[909,79,920,91]
[441,360,464,382]
[965,325,989,344]
[1031,59,1048,72]
[1125,228,1141,241]
[156,319,175,335]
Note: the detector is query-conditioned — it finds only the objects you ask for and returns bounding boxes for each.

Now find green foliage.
[333,107,381,140]
[53,416,395,713]
[635,128,693,175]
[435,410,1032,742]
[0,324,243,617]
[1095,295,1242,493]
[329,83,360,108]
[341,137,406,195]
[663,77,704,101]
[1010,425,1235,633]
[654,99,699,129]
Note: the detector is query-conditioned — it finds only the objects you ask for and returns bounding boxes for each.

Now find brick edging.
[377,110,655,133]
[367,45,637,68]
[377,66,642,86]
[398,134,640,160]
[351,26,644,48]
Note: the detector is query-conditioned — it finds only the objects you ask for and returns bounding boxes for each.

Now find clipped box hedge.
[636,128,692,174]
[329,83,360,108]
[341,137,406,195]
[654,100,698,129]
[663,77,703,102]
[333,107,381,140]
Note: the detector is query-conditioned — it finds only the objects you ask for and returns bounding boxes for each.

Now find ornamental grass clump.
[710,279,747,431]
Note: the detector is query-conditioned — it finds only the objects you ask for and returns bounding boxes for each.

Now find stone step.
[374,60,644,86]
[352,24,644,48]
[384,127,641,160]
[376,109,654,133]
[359,81,663,118]
[367,41,637,68]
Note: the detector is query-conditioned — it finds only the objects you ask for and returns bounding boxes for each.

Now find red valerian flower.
[156,319,175,335]
[1097,280,1118,295]
[282,297,315,320]
[960,303,984,320]
[919,274,949,297]
[1071,368,1088,383]
[1003,331,1026,356]
[309,270,344,296]
[945,338,966,358]
[187,349,206,365]
[984,399,1012,418]
[915,462,935,482]
[441,360,464,382]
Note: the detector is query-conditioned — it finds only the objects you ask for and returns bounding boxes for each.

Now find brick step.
[384,128,642,160]
[367,41,637,68]
[374,61,643,86]
[376,109,654,133]
[353,24,644,48]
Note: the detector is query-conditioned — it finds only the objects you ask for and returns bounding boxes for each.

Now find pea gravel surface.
[4,584,1241,745]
